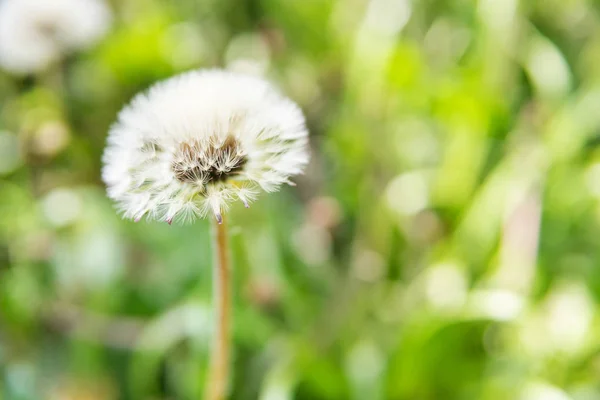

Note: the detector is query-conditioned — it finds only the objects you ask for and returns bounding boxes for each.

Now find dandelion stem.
[205,214,231,400]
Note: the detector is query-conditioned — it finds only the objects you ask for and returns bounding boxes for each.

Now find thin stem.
[205,215,231,400]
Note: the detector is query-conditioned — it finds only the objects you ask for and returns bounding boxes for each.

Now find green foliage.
[1,0,600,399]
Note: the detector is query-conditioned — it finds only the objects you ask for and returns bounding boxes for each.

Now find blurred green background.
[2,0,600,399]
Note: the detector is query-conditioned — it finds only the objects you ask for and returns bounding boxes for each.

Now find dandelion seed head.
[102,69,310,224]
[0,0,111,74]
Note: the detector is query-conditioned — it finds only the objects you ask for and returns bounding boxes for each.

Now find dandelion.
[102,69,309,224]
[102,69,309,400]
[0,0,111,74]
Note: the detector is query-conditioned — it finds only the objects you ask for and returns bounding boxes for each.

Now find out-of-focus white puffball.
[0,0,111,74]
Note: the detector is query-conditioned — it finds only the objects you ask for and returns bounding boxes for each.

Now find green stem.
[205,216,231,400]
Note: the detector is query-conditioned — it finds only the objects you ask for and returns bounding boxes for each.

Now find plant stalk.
[205,216,231,400]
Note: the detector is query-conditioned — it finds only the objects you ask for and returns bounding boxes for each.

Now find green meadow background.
[2,0,600,399]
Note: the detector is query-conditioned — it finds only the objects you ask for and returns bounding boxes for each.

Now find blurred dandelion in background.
[0,0,111,74]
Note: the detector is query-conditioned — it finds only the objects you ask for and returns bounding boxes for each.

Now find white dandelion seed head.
[0,0,111,74]
[102,69,310,224]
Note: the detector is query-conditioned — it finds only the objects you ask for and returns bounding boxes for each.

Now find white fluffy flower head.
[102,70,310,224]
[0,0,111,74]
